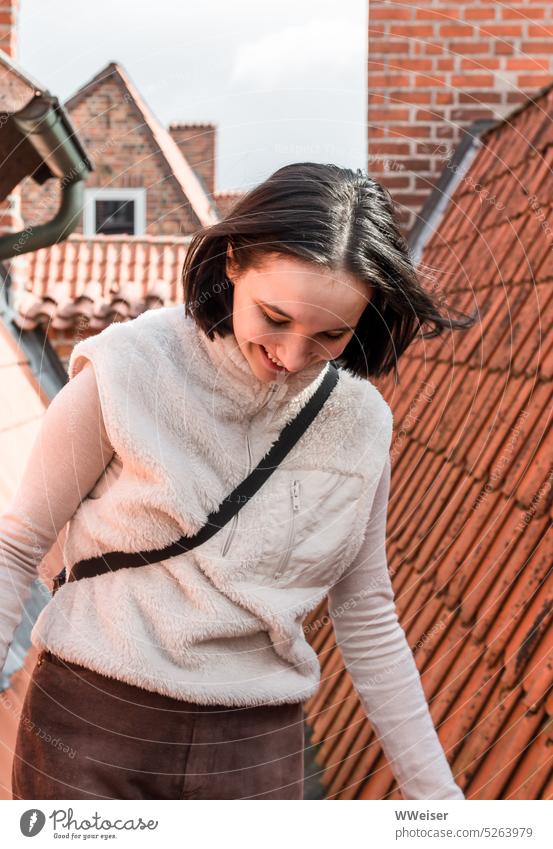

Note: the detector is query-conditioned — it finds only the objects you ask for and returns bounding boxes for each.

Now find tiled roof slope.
[12,234,190,331]
[303,84,553,799]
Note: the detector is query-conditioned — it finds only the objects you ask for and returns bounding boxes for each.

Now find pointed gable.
[20,61,220,237]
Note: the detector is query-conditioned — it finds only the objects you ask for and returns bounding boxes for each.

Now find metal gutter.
[407,119,497,265]
[0,93,93,260]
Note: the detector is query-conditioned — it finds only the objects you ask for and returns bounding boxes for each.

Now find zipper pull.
[291,479,301,511]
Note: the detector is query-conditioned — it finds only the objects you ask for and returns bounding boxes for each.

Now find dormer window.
[83,187,146,236]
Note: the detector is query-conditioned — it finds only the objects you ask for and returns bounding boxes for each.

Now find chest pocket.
[225,466,364,587]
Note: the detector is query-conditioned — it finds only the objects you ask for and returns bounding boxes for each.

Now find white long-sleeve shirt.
[0,357,464,799]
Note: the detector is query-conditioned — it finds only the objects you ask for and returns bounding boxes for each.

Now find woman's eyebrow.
[258,301,352,332]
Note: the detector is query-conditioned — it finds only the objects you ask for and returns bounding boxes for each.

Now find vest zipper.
[274,478,300,579]
[221,428,253,557]
[220,382,279,558]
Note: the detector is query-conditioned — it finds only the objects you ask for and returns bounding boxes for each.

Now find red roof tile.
[12,233,190,331]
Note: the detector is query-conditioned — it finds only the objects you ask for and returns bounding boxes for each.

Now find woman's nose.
[277,339,320,372]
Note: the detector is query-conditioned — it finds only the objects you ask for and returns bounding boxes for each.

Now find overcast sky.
[18,0,367,194]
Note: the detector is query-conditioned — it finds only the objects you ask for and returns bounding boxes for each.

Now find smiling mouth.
[258,344,287,371]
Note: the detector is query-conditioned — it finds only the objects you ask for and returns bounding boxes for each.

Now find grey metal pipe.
[0,93,92,261]
[0,178,84,260]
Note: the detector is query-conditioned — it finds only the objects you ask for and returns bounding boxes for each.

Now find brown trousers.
[11,650,305,800]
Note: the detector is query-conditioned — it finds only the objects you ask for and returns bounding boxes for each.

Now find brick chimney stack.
[168,123,216,197]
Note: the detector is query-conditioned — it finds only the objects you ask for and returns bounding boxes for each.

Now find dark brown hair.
[182,162,477,381]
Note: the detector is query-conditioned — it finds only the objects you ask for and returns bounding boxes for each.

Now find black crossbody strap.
[54,362,339,589]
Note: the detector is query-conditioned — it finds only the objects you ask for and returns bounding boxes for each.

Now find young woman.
[1,163,474,800]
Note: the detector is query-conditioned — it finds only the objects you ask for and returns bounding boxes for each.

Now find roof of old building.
[12,233,191,331]
[303,80,553,800]
[65,61,220,229]
[213,190,246,218]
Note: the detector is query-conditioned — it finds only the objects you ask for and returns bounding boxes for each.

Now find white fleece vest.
[32,305,393,705]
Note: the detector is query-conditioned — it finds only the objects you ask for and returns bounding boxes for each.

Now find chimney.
[168,123,216,196]
[368,0,553,234]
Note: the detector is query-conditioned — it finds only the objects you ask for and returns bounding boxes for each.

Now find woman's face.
[226,249,371,382]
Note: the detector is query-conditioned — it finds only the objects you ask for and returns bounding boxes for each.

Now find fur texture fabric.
[32,305,393,705]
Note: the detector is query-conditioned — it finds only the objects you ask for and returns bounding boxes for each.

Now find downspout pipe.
[0,179,85,259]
[0,93,93,261]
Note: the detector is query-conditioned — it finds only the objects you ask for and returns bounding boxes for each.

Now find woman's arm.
[327,455,465,800]
[0,361,114,670]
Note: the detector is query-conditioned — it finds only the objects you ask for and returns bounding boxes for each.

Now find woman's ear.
[226,244,237,280]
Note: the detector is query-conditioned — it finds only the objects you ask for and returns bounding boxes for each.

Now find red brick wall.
[168,123,216,197]
[20,74,201,236]
[368,0,553,233]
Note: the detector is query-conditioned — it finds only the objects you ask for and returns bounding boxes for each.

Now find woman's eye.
[260,309,346,340]
[260,310,285,327]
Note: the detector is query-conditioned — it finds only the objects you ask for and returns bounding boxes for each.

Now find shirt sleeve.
[0,361,114,670]
[327,454,465,800]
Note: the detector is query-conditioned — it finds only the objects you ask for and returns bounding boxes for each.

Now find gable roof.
[304,82,553,800]
[65,62,220,228]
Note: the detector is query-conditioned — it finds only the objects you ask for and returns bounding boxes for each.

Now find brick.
[389,24,434,37]
[378,175,411,188]
[392,192,428,206]
[368,39,410,54]
[458,91,502,103]
[518,73,553,87]
[528,25,553,37]
[415,8,460,21]
[481,24,524,36]
[423,43,445,55]
[451,107,494,121]
[368,108,411,122]
[505,58,550,71]
[370,7,413,21]
[392,158,431,172]
[393,57,434,71]
[521,41,553,53]
[494,42,515,55]
[501,6,545,20]
[368,23,386,37]
[368,74,412,87]
[415,109,443,121]
[449,41,491,54]
[463,8,499,21]
[388,89,433,103]
[389,124,432,138]
[451,74,496,87]
[415,74,447,87]
[369,142,411,155]
[460,58,501,71]
[439,25,475,37]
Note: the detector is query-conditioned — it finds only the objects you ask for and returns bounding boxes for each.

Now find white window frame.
[83,187,146,236]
